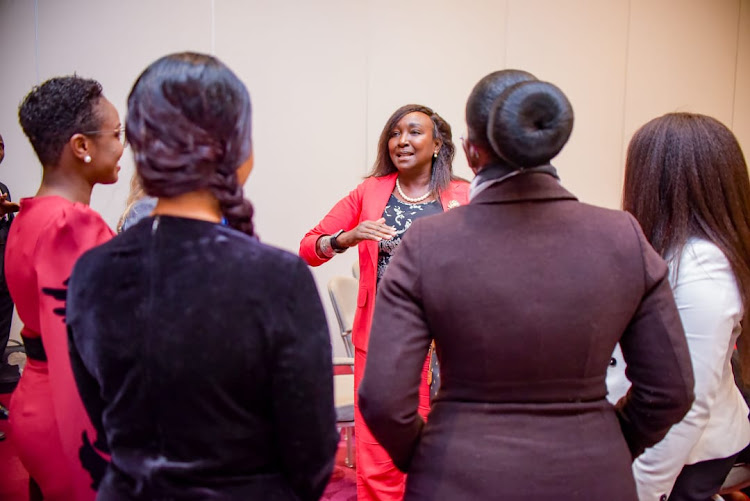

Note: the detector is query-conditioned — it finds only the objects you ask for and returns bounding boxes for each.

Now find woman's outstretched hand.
[337,218,396,248]
[0,194,19,216]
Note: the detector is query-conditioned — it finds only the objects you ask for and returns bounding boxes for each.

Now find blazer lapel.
[361,174,398,273]
[439,182,467,211]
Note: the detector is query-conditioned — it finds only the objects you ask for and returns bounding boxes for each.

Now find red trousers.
[354,347,430,501]
[10,359,76,500]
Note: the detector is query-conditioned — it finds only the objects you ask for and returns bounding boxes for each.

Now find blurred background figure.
[0,132,21,441]
[7,76,123,500]
[300,104,469,501]
[359,70,695,501]
[66,52,338,501]
[116,173,156,232]
[608,113,750,501]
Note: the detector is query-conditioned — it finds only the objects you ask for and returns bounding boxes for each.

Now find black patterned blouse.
[377,194,442,284]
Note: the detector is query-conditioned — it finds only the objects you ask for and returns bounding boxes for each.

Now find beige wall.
[1,0,748,355]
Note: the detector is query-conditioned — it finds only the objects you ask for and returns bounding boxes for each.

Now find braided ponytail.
[209,166,255,236]
[126,52,255,237]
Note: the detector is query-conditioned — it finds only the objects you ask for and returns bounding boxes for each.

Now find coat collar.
[470,171,577,205]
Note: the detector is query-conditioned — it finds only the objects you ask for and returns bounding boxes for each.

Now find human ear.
[69,133,91,163]
[462,139,480,170]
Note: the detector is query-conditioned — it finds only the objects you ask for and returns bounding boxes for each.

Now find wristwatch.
[330,229,347,253]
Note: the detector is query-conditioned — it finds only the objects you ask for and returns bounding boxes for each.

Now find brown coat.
[359,172,695,501]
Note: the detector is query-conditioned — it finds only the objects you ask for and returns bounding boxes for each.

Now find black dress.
[66,215,339,501]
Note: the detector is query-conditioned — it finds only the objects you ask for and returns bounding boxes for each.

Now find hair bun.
[488,80,573,168]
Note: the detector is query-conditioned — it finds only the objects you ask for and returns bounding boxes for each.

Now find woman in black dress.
[66,52,338,501]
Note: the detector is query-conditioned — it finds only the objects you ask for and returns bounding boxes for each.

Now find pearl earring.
[84,155,92,164]
[433,151,439,159]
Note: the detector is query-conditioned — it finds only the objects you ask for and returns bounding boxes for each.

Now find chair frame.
[333,356,355,468]
[328,276,357,358]
[328,275,359,467]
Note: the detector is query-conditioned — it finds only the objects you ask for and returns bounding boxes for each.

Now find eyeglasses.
[80,126,127,145]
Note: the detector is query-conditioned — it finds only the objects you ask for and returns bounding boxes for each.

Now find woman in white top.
[607,112,750,501]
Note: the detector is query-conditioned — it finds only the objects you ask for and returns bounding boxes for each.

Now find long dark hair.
[18,76,103,166]
[126,52,254,236]
[368,104,456,200]
[623,112,750,382]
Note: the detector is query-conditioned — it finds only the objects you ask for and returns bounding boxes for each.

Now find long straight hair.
[623,112,750,382]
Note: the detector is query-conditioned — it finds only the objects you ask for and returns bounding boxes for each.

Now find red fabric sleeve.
[299,181,366,266]
[33,204,114,499]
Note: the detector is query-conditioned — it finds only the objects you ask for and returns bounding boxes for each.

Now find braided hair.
[126,52,254,236]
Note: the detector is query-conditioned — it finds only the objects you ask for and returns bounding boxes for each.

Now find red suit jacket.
[300,173,469,352]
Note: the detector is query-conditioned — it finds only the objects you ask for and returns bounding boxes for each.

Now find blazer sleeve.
[358,219,430,471]
[34,207,114,420]
[631,242,744,500]
[271,257,339,500]
[299,182,365,266]
[34,207,114,485]
[614,215,695,459]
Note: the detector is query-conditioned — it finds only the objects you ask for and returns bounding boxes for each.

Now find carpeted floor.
[0,389,355,501]
[321,439,357,501]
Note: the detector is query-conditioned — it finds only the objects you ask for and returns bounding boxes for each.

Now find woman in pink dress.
[6,76,123,500]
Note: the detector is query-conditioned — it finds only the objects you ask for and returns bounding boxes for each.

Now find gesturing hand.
[0,194,19,216]
[338,218,396,248]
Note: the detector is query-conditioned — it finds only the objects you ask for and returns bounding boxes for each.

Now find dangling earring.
[84,155,92,164]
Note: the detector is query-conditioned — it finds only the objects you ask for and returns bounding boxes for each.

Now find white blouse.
[607,238,750,501]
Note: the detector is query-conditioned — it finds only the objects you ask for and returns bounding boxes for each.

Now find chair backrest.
[719,463,750,495]
[328,276,358,358]
[352,261,360,280]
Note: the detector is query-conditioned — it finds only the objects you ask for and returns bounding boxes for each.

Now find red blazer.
[300,173,470,352]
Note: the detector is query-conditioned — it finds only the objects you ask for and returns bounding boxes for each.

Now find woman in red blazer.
[300,104,469,501]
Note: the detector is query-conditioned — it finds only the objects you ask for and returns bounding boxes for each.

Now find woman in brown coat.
[358,70,695,500]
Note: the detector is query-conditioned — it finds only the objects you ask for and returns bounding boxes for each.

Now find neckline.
[389,193,439,206]
[20,195,82,208]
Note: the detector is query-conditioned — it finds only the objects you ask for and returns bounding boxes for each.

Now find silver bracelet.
[318,235,335,259]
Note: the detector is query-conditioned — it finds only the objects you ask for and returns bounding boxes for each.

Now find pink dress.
[5,196,114,501]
